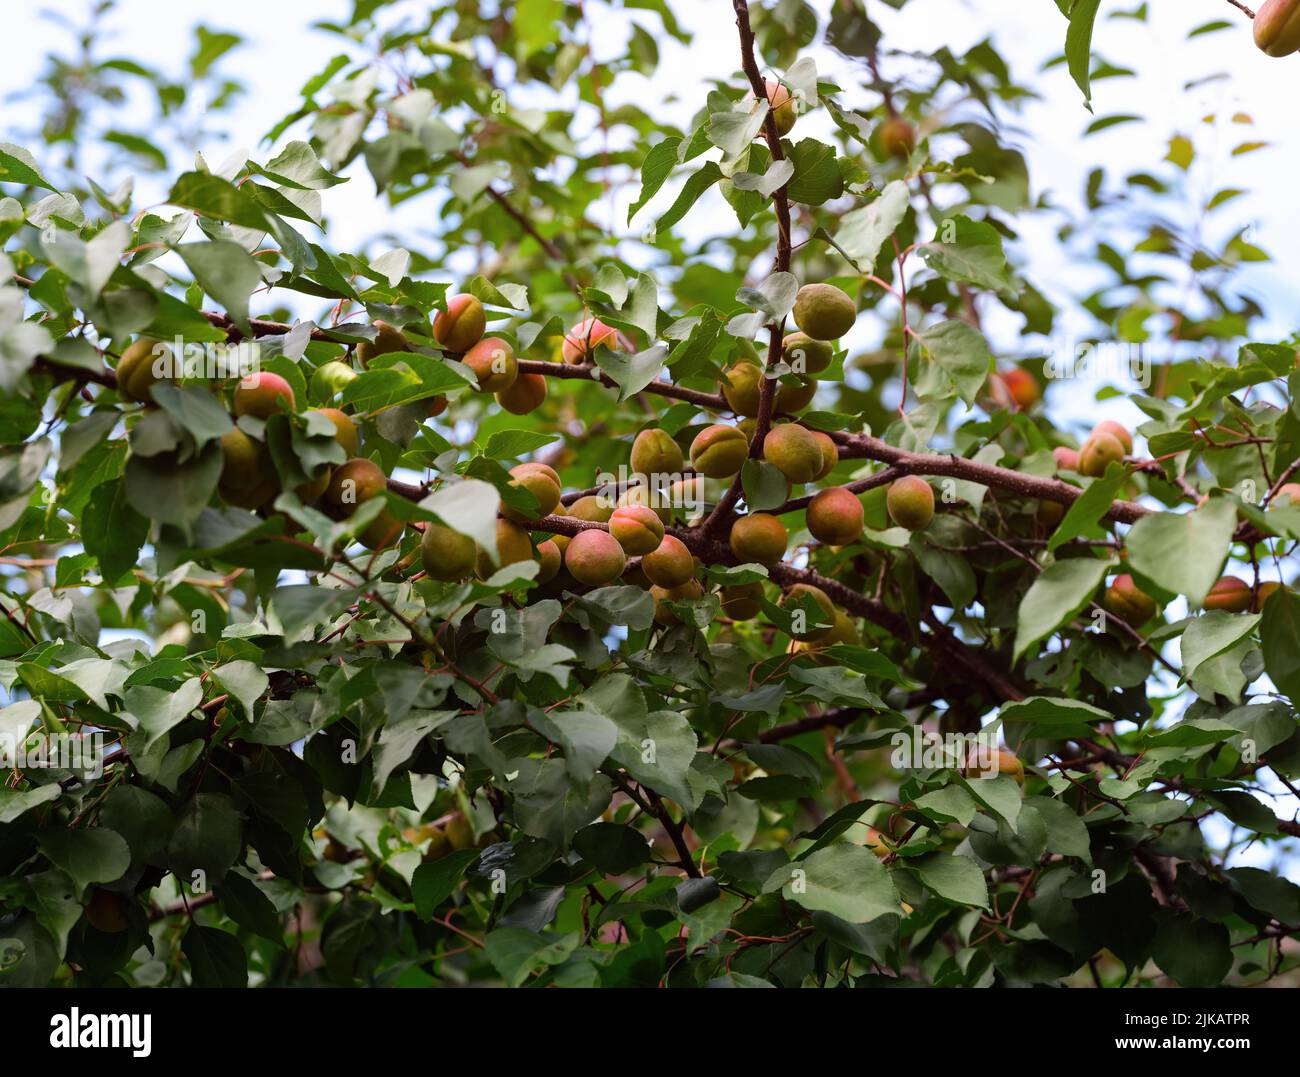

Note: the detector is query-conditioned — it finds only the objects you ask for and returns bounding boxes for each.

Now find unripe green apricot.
[729,513,788,565]
[463,337,518,393]
[569,494,615,523]
[640,534,694,587]
[1102,574,1158,625]
[1203,575,1252,613]
[781,332,833,375]
[1036,499,1066,529]
[690,424,750,479]
[721,361,764,417]
[807,486,865,546]
[616,483,671,525]
[652,579,705,625]
[1255,0,1300,56]
[421,523,478,581]
[1092,420,1133,455]
[324,457,388,518]
[234,371,296,419]
[356,321,408,367]
[313,407,360,457]
[116,338,174,403]
[562,317,623,364]
[877,116,916,159]
[720,582,764,620]
[295,467,331,505]
[792,283,857,341]
[630,428,684,478]
[504,463,561,522]
[1079,432,1126,477]
[886,476,935,531]
[496,373,547,415]
[763,423,824,485]
[609,504,665,556]
[309,359,358,402]
[811,431,838,481]
[537,538,562,583]
[478,519,536,577]
[564,528,628,586]
[775,374,817,413]
[360,511,404,550]
[780,583,835,640]
[218,428,279,510]
[433,293,487,353]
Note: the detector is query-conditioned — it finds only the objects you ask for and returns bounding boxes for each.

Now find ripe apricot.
[324,458,388,518]
[609,504,666,556]
[1053,446,1080,472]
[478,519,536,577]
[877,116,916,159]
[780,583,835,640]
[729,513,788,565]
[1204,576,1252,613]
[1255,0,1300,56]
[312,407,360,457]
[1102,574,1158,625]
[616,482,671,525]
[807,486,864,546]
[886,476,934,531]
[792,283,857,341]
[504,463,561,522]
[763,423,824,484]
[356,321,408,367]
[564,528,628,586]
[630,428,684,478]
[433,293,486,353]
[84,888,129,933]
[536,538,562,584]
[116,338,173,403]
[233,371,296,419]
[1001,367,1040,409]
[720,582,764,620]
[963,747,1025,786]
[759,78,796,137]
[562,317,624,364]
[810,431,837,481]
[569,494,615,523]
[652,579,706,625]
[691,424,750,479]
[1079,431,1126,477]
[463,337,518,393]
[640,534,694,587]
[218,428,279,510]
[496,373,547,415]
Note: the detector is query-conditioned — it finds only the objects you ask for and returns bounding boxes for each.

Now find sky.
[7,1,1300,875]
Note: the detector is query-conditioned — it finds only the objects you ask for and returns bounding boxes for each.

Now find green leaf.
[182,924,248,987]
[920,216,1013,293]
[831,180,908,267]
[411,850,479,919]
[81,479,149,582]
[420,479,501,564]
[911,853,989,909]
[37,828,131,890]
[484,926,578,987]
[1182,610,1260,678]
[915,320,995,407]
[1261,588,1300,702]
[1151,914,1231,987]
[1014,557,1110,660]
[1047,465,1126,552]
[1064,0,1103,111]
[1125,498,1237,606]
[768,842,901,924]
[168,172,271,231]
[177,241,265,333]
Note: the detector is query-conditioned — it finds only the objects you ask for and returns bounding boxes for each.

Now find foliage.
[0,0,1298,988]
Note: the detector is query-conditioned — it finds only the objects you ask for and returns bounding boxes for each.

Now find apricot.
[691,424,750,479]
[1102,574,1157,625]
[1203,576,1252,613]
[780,583,835,640]
[324,457,388,518]
[729,513,788,565]
[569,494,615,523]
[1001,368,1040,409]
[504,463,561,522]
[782,332,833,375]
[444,811,475,851]
[478,519,536,576]
[641,534,694,587]
[775,374,817,413]
[562,317,624,364]
[630,428,684,478]
[421,522,478,582]
[313,407,360,456]
[309,359,357,402]
[356,321,408,367]
[234,371,296,419]
[427,395,449,418]
[84,888,129,933]
[763,423,824,485]
[564,528,628,586]
[1036,499,1065,529]
[807,486,865,546]
[1078,431,1126,477]
[536,538,562,584]
[792,283,857,341]
[759,78,796,137]
[721,361,764,417]
[665,476,706,522]
[810,431,838,481]
[1255,0,1300,56]
[116,338,173,403]
[877,116,916,159]
[295,467,331,505]
[463,337,518,393]
[720,582,764,620]
[652,579,706,626]
[359,511,404,551]
[1091,421,1133,455]
[496,373,547,415]
[517,461,562,488]
[1255,581,1287,611]
[886,476,934,531]
[622,561,653,590]
[609,504,665,556]
[1271,482,1300,507]
[433,293,486,353]
[963,747,1025,786]
[616,482,671,525]
[218,428,278,510]
[1053,446,1080,472]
